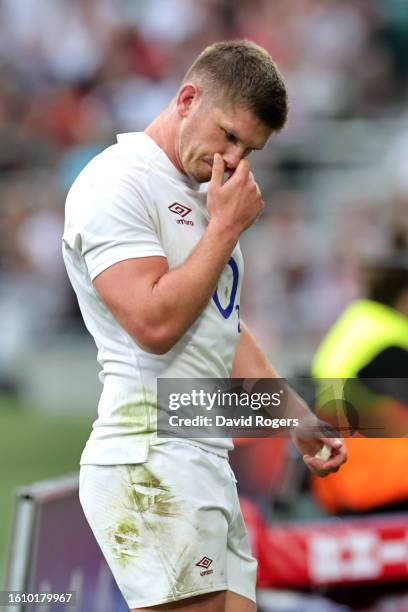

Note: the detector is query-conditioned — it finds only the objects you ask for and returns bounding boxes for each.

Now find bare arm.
[231,320,280,379]
[93,154,263,354]
[231,321,347,476]
[93,225,235,354]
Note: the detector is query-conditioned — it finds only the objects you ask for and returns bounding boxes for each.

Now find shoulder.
[73,142,149,192]
[66,142,154,218]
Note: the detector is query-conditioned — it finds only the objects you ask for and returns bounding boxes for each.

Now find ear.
[176,83,201,118]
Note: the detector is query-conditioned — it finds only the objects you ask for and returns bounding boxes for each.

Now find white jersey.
[62,133,244,464]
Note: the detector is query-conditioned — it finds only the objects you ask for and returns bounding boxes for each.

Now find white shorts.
[79,441,257,609]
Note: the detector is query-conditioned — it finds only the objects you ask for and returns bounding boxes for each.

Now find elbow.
[143,340,174,356]
[132,324,180,355]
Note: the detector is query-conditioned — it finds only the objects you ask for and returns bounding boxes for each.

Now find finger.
[303,456,328,476]
[320,437,344,451]
[254,179,262,199]
[233,158,251,181]
[317,438,347,465]
[303,455,338,477]
[304,448,346,472]
[210,153,225,187]
[305,456,341,470]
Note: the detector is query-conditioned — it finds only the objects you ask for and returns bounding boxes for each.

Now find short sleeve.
[70,164,166,280]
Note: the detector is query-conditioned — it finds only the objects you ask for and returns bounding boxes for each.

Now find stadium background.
[0,0,408,600]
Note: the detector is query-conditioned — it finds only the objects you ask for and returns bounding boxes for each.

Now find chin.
[197,161,213,183]
[196,172,212,184]
[188,164,212,184]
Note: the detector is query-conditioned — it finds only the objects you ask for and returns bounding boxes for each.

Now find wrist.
[286,388,313,421]
[207,216,240,247]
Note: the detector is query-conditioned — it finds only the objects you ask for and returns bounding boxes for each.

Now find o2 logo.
[213,256,241,332]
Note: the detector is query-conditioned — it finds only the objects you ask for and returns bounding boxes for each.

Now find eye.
[222,128,239,144]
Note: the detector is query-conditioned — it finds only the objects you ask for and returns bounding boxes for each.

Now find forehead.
[212,104,272,149]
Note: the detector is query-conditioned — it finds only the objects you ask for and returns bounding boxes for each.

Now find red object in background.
[239,497,273,589]
[22,86,95,148]
[46,87,90,147]
[231,438,289,498]
[240,498,408,589]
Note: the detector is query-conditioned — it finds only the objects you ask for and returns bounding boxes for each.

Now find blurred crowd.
[1,0,408,385]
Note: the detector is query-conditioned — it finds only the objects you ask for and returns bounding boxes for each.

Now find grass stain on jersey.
[116,400,157,427]
[116,386,158,433]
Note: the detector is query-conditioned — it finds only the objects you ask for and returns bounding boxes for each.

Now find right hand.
[207,153,264,236]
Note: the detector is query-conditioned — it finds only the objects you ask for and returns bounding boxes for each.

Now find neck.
[145,106,186,175]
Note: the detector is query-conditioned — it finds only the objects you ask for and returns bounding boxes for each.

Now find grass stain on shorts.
[111,520,141,565]
[110,465,182,567]
[129,467,181,518]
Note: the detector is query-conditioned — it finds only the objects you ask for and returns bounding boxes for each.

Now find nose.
[223,144,246,171]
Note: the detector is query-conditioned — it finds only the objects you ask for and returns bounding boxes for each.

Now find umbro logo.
[168,202,191,217]
[168,202,194,226]
[196,557,214,576]
[196,557,212,569]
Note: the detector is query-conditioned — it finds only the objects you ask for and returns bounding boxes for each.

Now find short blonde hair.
[183,40,288,131]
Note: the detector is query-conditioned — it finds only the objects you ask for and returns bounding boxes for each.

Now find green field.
[0,396,93,587]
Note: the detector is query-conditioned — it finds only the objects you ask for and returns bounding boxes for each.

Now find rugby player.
[63,40,346,612]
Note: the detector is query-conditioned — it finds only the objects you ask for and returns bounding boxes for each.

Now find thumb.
[210,154,224,187]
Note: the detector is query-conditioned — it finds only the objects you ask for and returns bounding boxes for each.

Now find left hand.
[292,432,347,477]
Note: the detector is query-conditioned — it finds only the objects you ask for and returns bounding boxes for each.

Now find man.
[312,254,408,515]
[63,41,346,612]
